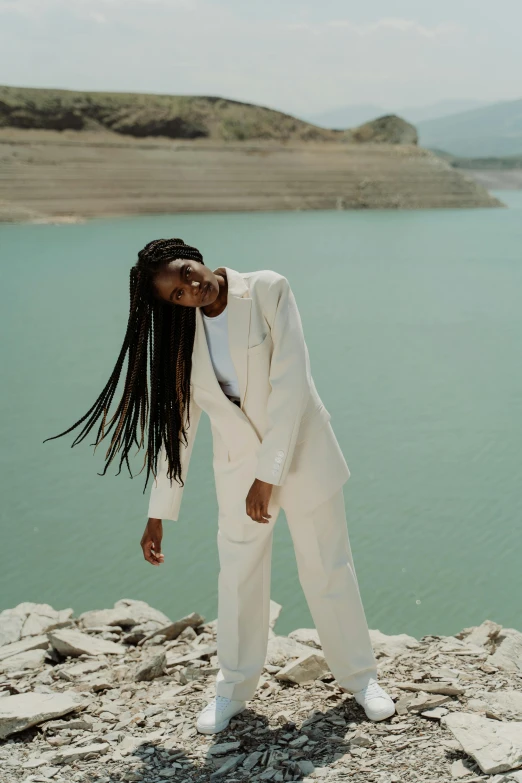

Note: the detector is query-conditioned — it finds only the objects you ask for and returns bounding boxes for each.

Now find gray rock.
[438,637,489,656]
[210,754,246,780]
[43,716,95,732]
[208,741,241,756]
[0,692,79,739]
[79,608,137,629]
[489,629,522,673]
[406,693,451,712]
[243,750,262,770]
[177,626,198,642]
[275,652,329,684]
[0,635,49,662]
[134,652,167,682]
[297,760,315,775]
[457,620,502,649]
[57,659,107,680]
[21,607,73,638]
[48,628,126,657]
[369,629,420,658]
[475,690,522,720]
[349,730,373,747]
[123,621,166,645]
[0,603,73,647]
[442,711,522,774]
[0,648,48,673]
[44,742,110,764]
[165,645,217,667]
[396,681,464,696]
[22,756,49,769]
[451,758,474,778]
[266,635,315,667]
[421,707,449,720]
[288,628,322,649]
[139,612,204,645]
[288,734,308,748]
[0,608,26,646]
[113,598,171,626]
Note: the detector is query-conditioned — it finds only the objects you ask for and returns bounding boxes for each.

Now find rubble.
[0,599,521,782]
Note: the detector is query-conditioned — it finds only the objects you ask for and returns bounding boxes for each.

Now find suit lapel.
[193,266,252,410]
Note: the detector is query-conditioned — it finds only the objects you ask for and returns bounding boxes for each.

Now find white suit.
[149,267,377,699]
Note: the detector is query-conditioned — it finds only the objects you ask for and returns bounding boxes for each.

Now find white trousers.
[214,476,378,702]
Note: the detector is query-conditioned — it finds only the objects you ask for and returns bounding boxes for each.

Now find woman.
[45,237,395,734]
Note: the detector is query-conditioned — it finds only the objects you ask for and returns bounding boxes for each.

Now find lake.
[1,191,521,640]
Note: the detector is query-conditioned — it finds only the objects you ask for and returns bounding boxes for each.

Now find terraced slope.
[0,128,501,222]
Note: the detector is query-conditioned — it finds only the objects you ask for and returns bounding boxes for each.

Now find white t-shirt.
[202,306,240,401]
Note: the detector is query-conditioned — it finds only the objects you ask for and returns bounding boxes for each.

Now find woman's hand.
[246,479,273,523]
[141,518,165,565]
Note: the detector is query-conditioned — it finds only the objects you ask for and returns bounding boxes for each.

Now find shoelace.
[359,679,386,701]
[202,696,231,714]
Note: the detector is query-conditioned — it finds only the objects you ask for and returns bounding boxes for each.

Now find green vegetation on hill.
[0,85,417,145]
[0,86,340,142]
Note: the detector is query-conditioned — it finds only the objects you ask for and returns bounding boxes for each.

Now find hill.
[418,98,522,157]
[1,86,417,145]
[306,99,490,130]
[0,86,502,221]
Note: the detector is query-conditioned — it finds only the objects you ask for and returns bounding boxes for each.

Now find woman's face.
[152,260,220,308]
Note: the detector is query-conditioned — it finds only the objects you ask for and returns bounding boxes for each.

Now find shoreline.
[1,599,522,782]
[0,129,503,224]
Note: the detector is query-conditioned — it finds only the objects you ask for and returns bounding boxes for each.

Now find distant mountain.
[396,99,490,124]
[305,99,490,130]
[304,104,387,129]
[417,98,522,157]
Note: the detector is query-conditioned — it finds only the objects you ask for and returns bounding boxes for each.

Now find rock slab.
[489,629,522,673]
[0,692,79,739]
[48,628,126,657]
[0,634,49,662]
[369,628,420,658]
[442,711,522,774]
[276,652,329,684]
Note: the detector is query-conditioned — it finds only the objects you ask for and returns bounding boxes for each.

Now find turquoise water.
[1,192,521,640]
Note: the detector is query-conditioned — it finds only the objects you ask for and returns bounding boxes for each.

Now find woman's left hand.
[246,478,273,523]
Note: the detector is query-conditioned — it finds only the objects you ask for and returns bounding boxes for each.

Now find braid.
[43,238,204,494]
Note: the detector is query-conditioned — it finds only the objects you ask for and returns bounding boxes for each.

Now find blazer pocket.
[248,331,271,355]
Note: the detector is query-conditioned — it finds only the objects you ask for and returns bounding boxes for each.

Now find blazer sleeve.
[147,396,202,522]
[254,275,310,486]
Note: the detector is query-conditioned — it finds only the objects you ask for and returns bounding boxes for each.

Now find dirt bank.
[0,129,502,223]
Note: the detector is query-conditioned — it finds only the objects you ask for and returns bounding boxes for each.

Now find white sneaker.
[196,695,246,734]
[353,677,396,721]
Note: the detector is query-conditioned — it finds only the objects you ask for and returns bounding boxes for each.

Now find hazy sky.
[1,0,521,115]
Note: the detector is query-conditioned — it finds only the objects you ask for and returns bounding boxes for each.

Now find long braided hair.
[43,238,204,493]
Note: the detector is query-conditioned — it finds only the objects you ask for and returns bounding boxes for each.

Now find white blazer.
[148,267,350,522]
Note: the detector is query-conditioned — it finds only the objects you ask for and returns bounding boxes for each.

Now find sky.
[0,0,521,116]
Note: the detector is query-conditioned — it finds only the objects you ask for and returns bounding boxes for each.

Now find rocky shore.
[1,600,521,783]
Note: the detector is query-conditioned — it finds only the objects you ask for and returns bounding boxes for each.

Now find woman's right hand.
[140,518,164,566]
